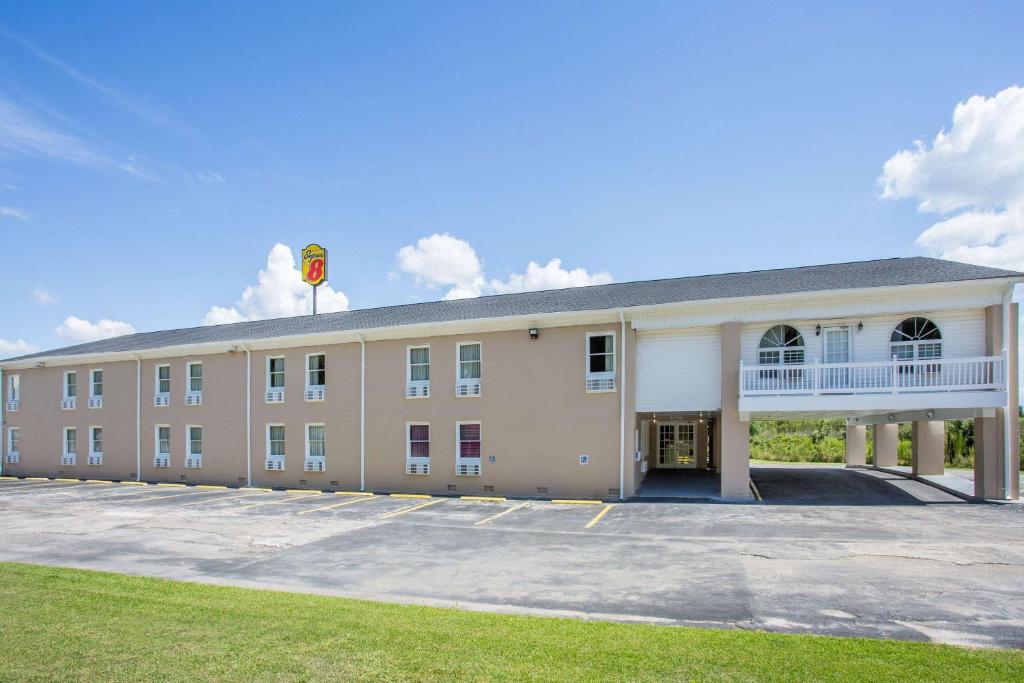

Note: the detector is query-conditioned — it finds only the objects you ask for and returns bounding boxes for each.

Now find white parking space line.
[473,501,528,526]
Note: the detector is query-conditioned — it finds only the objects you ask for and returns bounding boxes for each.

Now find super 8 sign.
[301,244,327,286]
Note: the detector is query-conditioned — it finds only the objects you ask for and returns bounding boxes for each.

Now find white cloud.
[0,205,28,221]
[30,287,56,305]
[879,85,1024,270]
[186,170,225,187]
[201,243,349,325]
[0,338,38,356]
[55,316,136,343]
[394,233,613,300]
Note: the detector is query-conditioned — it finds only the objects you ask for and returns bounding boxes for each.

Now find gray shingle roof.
[6,257,1019,362]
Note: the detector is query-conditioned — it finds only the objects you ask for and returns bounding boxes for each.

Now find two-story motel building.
[1,257,1020,500]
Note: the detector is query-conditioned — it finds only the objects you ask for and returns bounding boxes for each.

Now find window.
[88,427,103,465]
[188,362,203,392]
[154,425,170,468]
[304,424,326,472]
[62,427,77,466]
[406,346,430,397]
[89,369,103,408]
[155,365,171,406]
[405,423,430,475]
[7,427,20,464]
[7,374,20,411]
[266,357,285,403]
[585,332,616,392]
[266,424,285,471]
[890,317,942,362]
[657,423,696,467]
[62,371,77,409]
[186,426,203,468]
[305,354,326,401]
[456,421,482,476]
[758,325,805,365]
[456,342,482,397]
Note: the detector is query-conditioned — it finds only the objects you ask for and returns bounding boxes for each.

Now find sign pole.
[313,284,318,315]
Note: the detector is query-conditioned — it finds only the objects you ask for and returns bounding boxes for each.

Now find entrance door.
[822,326,851,390]
[657,423,697,469]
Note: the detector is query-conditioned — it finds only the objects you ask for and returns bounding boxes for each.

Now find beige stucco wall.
[4,361,137,480]
[719,321,752,499]
[2,322,626,499]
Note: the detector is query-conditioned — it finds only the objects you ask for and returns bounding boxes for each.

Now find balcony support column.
[978,302,1020,500]
[911,420,944,476]
[720,321,752,499]
[844,424,866,467]
[872,423,899,468]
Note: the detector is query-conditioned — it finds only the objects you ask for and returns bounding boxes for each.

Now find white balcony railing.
[740,355,1006,397]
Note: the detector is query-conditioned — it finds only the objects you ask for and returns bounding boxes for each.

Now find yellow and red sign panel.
[301,243,327,286]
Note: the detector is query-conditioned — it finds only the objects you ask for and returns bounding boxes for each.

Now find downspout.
[619,310,626,501]
[244,345,252,488]
[358,333,366,492]
[135,356,141,481]
[1004,288,1014,500]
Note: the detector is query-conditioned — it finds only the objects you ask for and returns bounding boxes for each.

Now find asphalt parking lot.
[1,468,1023,648]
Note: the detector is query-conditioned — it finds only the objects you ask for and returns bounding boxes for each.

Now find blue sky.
[1,2,1023,354]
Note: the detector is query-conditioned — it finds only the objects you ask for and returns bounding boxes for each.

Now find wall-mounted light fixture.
[857,321,864,332]
[926,410,934,420]
[887,414,896,422]
[528,327,539,340]
[815,324,821,336]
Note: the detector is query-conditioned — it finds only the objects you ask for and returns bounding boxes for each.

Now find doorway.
[657,422,697,469]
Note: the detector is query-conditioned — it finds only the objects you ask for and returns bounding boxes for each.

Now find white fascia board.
[3,276,1020,371]
[739,390,1007,415]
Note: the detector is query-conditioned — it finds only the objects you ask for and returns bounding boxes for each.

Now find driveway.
[1,474,1023,648]
[751,465,968,505]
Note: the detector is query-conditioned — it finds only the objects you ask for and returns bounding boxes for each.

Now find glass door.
[657,423,697,469]
[822,326,851,390]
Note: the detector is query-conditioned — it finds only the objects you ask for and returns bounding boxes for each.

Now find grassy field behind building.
[0,562,1021,682]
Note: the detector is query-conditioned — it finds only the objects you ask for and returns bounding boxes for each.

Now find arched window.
[759,325,805,365]
[890,317,942,361]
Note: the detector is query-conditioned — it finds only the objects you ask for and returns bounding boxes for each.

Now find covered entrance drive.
[634,412,724,499]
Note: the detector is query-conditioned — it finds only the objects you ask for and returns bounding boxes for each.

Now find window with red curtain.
[409,424,430,458]
[459,423,481,458]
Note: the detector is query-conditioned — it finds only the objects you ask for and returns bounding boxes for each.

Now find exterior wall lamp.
[857,321,864,332]
[815,324,821,336]
[528,328,539,339]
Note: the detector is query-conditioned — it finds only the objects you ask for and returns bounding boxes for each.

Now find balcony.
[739,355,1007,414]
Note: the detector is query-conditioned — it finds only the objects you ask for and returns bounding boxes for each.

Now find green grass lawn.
[0,563,1021,682]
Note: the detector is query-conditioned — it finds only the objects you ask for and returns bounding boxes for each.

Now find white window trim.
[6,427,19,462]
[406,421,430,461]
[266,423,286,468]
[6,374,19,411]
[455,341,482,398]
[406,344,430,398]
[88,425,103,465]
[585,331,616,392]
[889,318,944,361]
[455,420,482,476]
[304,352,326,402]
[266,355,286,403]
[155,364,171,405]
[154,424,171,467]
[88,368,104,408]
[304,422,326,471]
[62,426,77,465]
[186,361,204,395]
[186,424,203,468]
[62,370,77,409]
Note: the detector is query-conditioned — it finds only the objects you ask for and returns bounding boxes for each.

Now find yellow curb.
[120,481,148,486]
[461,496,507,502]
[298,495,377,515]
[156,483,187,487]
[246,487,273,492]
[0,476,18,480]
[390,493,431,499]
[85,480,113,485]
[26,477,50,481]
[334,491,374,496]
[380,498,444,518]
[474,501,528,526]
[196,484,227,490]
[54,478,80,482]
[584,503,616,529]
[285,489,321,494]
[551,499,603,505]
